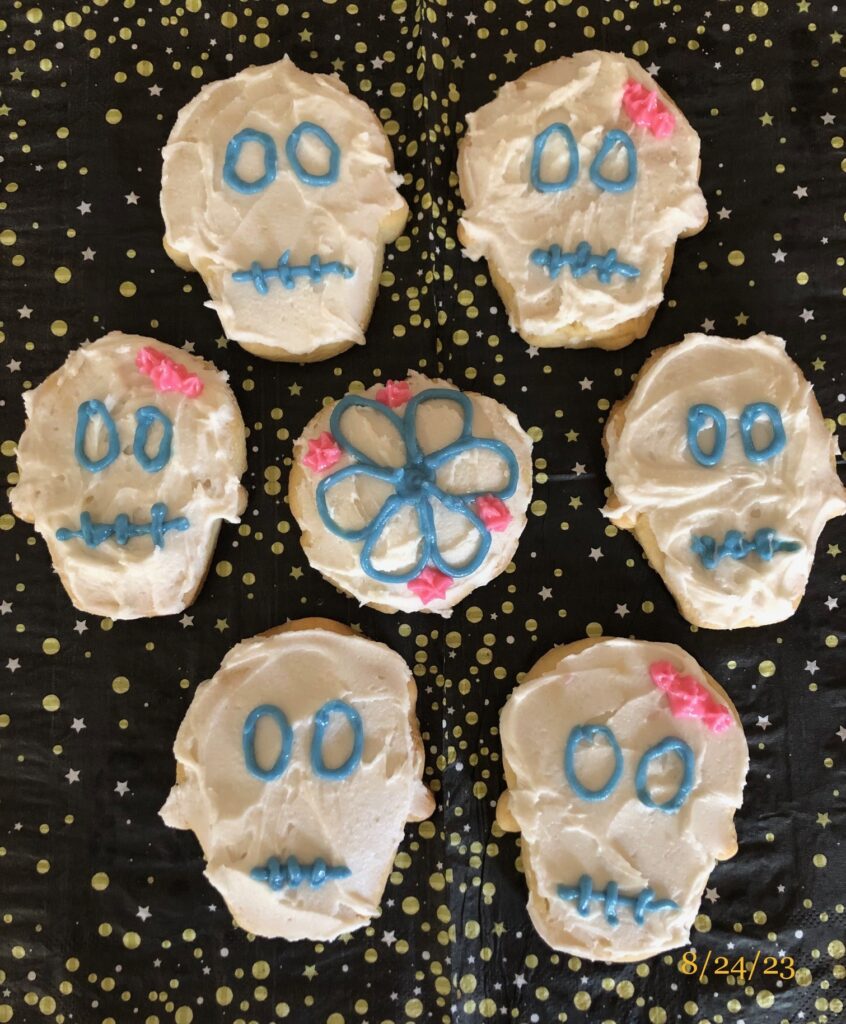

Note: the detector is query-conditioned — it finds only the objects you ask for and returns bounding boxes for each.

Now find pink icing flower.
[303,432,342,473]
[621,79,675,139]
[407,566,453,604]
[474,495,512,533]
[376,379,413,408]
[649,661,733,733]
[135,346,204,397]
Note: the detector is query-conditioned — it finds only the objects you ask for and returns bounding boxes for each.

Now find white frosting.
[161,56,407,358]
[291,372,533,615]
[499,638,748,961]
[604,333,846,629]
[10,332,247,620]
[160,624,433,941]
[458,51,706,342]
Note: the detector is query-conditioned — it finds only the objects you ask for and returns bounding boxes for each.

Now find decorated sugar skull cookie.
[10,332,247,620]
[289,372,533,615]
[161,56,408,362]
[458,51,707,349]
[498,638,748,961]
[604,333,846,630]
[160,620,434,941]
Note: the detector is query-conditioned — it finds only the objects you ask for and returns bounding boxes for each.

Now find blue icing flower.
[315,388,520,585]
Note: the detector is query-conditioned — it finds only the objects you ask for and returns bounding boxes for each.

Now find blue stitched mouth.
[250,855,351,892]
[557,874,678,927]
[56,502,189,549]
[691,528,801,570]
[232,250,355,294]
[531,242,640,284]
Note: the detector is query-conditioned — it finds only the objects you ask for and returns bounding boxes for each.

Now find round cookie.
[10,332,247,620]
[497,637,748,962]
[160,619,435,941]
[458,50,707,349]
[289,372,533,615]
[603,332,846,629]
[160,56,408,362]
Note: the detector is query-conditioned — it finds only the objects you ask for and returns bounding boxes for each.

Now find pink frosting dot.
[303,432,342,473]
[407,566,453,604]
[474,495,512,533]
[375,379,413,408]
[621,79,675,139]
[649,661,733,733]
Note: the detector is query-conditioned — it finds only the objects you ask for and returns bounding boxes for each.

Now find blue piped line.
[691,528,801,570]
[531,242,640,284]
[250,855,351,892]
[557,875,678,927]
[56,502,189,549]
[232,251,354,294]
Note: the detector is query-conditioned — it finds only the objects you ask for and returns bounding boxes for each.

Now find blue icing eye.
[686,403,727,467]
[223,128,278,194]
[310,700,363,780]
[74,400,120,473]
[588,129,637,193]
[635,737,695,814]
[133,406,173,473]
[530,123,579,193]
[564,724,624,802]
[740,401,786,462]
[285,121,341,187]
[243,705,294,782]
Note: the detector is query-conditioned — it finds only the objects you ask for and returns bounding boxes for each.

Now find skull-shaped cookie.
[604,333,846,629]
[10,332,247,620]
[161,56,408,362]
[498,638,748,961]
[458,51,707,349]
[160,619,434,941]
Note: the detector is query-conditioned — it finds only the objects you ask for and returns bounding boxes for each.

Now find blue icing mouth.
[232,250,354,294]
[691,528,801,570]
[557,874,678,927]
[250,855,351,892]
[56,502,189,549]
[531,242,640,284]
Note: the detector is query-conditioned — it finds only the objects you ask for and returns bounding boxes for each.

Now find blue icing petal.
[635,737,695,814]
[56,503,189,549]
[564,724,624,802]
[285,121,341,187]
[310,700,364,780]
[588,129,638,193]
[531,243,639,284]
[223,128,277,194]
[250,855,351,892]
[314,388,521,585]
[232,250,354,294]
[557,875,678,927]
[691,528,801,569]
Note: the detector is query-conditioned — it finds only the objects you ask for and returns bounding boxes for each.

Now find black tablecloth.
[1,2,844,1022]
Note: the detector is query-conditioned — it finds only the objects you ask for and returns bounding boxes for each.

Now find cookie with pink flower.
[289,372,533,614]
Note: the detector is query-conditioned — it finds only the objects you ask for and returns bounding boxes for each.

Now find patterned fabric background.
[0,2,844,1023]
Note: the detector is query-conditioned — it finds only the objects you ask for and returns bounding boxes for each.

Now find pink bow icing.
[474,495,512,533]
[303,432,343,473]
[649,661,733,733]
[376,379,413,409]
[136,346,204,397]
[621,79,675,139]
[407,566,453,604]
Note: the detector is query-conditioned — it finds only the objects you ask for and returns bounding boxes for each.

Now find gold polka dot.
[252,960,270,979]
[42,638,60,656]
[216,987,233,1006]
[42,694,60,712]
[828,939,845,959]
[756,990,774,1008]
[50,320,67,337]
[758,659,775,677]
[0,515,14,531]
[54,266,71,284]
[813,853,827,867]
[751,0,768,12]
[728,249,745,266]
[402,896,420,915]
[136,60,153,76]
[632,40,648,56]
[751,77,765,91]
[530,500,547,516]
[105,108,123,125]
[122,931,140,949]
[404,998,423,1019]
[216,561,233,578]
[173,1008,192,1024]
[796,271,809,285]
[36,859,50,874]
[112,676,129,694]
[119,280,136,298]
[478,1000,497,1019]
[0,229,17,246]
[573,991,591,1011]
[649,1010,667,1024]
[91,871,109,891]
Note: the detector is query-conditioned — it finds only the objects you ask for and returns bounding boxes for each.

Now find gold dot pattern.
[0,2,843,1022]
